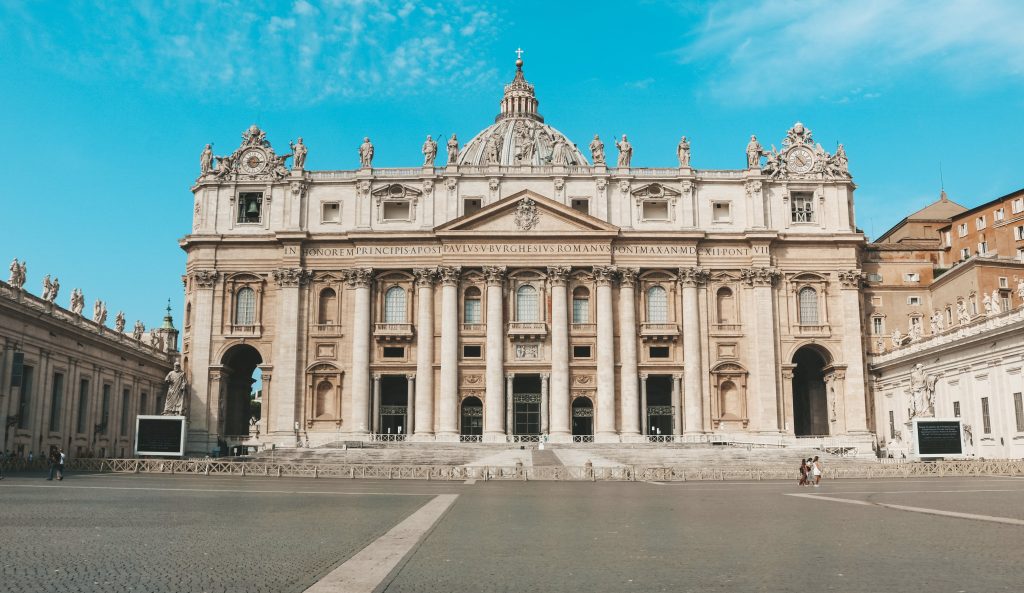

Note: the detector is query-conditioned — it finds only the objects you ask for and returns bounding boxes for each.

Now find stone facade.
[0,277,175,459]
[180,59,871,452]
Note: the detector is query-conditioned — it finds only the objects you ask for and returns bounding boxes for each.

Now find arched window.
[647,286,668,323]
[315,380,332,417]
[572,287,590,323]
[235,287,255,325]
[516,284,538,322]
[716,287,735,324]
[384,286,406,323]
[318,288,337,324]
[464,286,482,324]
[798,287,819,324]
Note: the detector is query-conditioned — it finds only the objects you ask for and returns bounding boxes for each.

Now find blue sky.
[1,0,1023,330]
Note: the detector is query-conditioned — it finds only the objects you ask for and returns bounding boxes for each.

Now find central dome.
[457,58,588,167]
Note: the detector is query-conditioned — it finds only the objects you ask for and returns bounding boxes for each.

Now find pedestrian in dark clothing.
[46,449,58,480]
[56,448,66,480]
[798,459,808,486]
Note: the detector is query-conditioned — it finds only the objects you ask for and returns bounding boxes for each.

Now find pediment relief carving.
[711,362,748,375]
[435,190,618,234]
[632,183,681,200]
[372,183,422,202]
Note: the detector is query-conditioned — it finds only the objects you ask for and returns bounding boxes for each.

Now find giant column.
[437,267,461,437]
[414,268,438,437]
[547,266,571,438]
[483,266,507,439]
[347,268,373,435]
[594,266,618,439]
[271,268,309,439]
[185,270,218,451]
[838,270,869,433]
[679,267,707,434]
[618,268,640,436]
[743,267,781,432]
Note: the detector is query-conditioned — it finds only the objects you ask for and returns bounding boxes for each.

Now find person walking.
[46,448,57,480]
[811,455,823,487]
[56,448,66,481]
[798,458,807,486]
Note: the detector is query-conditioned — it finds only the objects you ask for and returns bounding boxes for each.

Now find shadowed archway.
[792,346,829,436]
[220,344,262,437]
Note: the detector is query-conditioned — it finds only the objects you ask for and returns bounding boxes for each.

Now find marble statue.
[114,311,125,333]
[909,322,922,342]
[289,137,307,170]
[957,300,970,325]
[242,124,267,147]
[875,337,885,352]
[8,258,25,289]
[446,134,459,165]
[150,332,163,349]
[93,299,107,325]
[746,135,763,168]
[47,277,59,303]
[990,289,1002,315]
[929,310,944,334]
[70,288,84,315]
[589,135,605,165]
[890,328,903,348]
[215,153,235,178]
[359,137,374,168]
[615,135,632,167]
[132,320,145,341]
[42,275,52,301]
[421,135,437,167]
[551,135,568,164]
[1018,278,1024,305]
[485,132,501,165]
[909,363,937,418]
[677,136,690,167]
[200,144,214,175]
[983,293,993,316]
[834,143,848,172]
[162,362,188,416]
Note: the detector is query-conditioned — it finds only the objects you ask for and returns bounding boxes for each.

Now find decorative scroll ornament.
[207,124,291,182]
[677,266,708,287]
[192,270,219,288]
[837,269,864,288]
[272,268,313,287]
[514,197,540,231]
[744,180,763,198]
[741,267,780,287]
[759,121,851,181]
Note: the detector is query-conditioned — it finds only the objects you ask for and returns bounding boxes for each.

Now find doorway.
[379,375,408,436]
[220,344,262,436]
[792,347,829,436]
[512,375,541,436]
[646,375,673,436]
[571,397,594,439]
[460,396,483,438]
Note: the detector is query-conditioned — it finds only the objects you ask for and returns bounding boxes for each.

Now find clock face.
[786,146,814,174]
[239,149,267,174]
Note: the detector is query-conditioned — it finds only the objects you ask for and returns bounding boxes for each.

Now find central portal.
[379,375,408,436]
[512,374,541,436]
[646,375,674,436]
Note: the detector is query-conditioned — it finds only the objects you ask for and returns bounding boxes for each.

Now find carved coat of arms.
[514,198,540,231]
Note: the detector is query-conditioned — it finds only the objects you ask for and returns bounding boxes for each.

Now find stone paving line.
[788,491,1024,526]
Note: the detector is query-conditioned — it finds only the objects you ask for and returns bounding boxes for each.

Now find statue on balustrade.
[422,135,437,167]
[615,134,632,167]
[359,137,374,168]
[589,134,605,165]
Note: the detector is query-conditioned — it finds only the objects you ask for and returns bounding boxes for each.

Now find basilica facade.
[180,59,871,452]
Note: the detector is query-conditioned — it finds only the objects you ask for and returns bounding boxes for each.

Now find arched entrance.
[220,344,262,438]
[460,396,483,438]
[792,346,829,436]
[571,397,594,439]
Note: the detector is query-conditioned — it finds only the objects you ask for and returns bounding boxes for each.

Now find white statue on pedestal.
[956,300,970,325]
[983,293,994,316]
[909,363,937,418]
[990,289,1002,315]
[162,362,188,416]
[615,135,632,167]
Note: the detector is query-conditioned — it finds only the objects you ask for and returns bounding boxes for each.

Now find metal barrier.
[6,458,1018,482]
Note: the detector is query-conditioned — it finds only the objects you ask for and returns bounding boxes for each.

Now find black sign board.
[136,416,186,456]
[916,420,963,457]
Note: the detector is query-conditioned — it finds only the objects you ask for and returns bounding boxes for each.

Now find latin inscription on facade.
[291,244,768,258]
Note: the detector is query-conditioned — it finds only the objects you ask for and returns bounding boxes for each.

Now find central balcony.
[639,322,680,341]
[374,322,414,342]
[507,321,548,341]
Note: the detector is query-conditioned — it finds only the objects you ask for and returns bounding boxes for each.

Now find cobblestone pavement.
[2,473,1023,592]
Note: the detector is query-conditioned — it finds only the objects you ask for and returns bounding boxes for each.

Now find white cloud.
[2,0,501,107]
[677,0,1024,103]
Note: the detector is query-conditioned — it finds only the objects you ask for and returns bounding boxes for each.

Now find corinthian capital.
[272,268,313,287]
[618,267,639,287]
[413,267,438,287]
[546,266,571,286]
[482,266,506,286]
[344,267,374,288]
[677,266,707,287]
[437,266,462,286]
[191,270,219,289]
[592,265,618,287]
[741,266,780,287]
[837,269,864,288]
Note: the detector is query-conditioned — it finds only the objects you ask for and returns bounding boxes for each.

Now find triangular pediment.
[436,190,618,235]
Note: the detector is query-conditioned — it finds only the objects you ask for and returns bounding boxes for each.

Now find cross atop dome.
[498,49,542,123]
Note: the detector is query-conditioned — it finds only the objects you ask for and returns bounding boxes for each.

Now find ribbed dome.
[457,58,588,167]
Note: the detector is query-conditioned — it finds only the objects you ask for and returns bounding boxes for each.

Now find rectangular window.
[76,379,90,434]
[1001,291,1011,312]
[1013,197,1024,214]
[960,248,970,260]
[1018,248,1024,262]
[957,223,968,237]
[570,198,589,214]
[1014,226,1024,241]
[120,388,131,436]
[981,397,992,434]
[872,317,884,334]
[18,365,34,430]
[572,297,589,323]
[573,345,592,358]
[237,192,263,224]
[999,277,1009,289]
[866,274,883,283]
[870,296,882,306]
[382,201,411,221]
[464,299,482,324]
[994,207,1005,221]
[382,346,405,359]
[463,198,482,216]
[462,345,482,358]
[903,273,920,282]
[1014,393,1024,432]
[943,231,951,247]
[907,296,921,306]
[649,346,670,359]
[888,411,895,439]
[712,201,731,222]
[975,216,986,230]
[49,372,64,433]
[642,201,669,221]
[321,202,341,223]
[953,401,960,418]
[978,241,988,254]
[101,384,111,433]
[791,192,814,223]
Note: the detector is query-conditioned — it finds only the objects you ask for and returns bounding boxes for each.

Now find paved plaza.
[1,472,1023,592]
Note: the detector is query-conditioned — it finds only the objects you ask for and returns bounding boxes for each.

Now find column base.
[483,433,507,444]
[595,433,620,444]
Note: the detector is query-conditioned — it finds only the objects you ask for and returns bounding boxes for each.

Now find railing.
[572,435,595,443]
[373,323,414,339]
[507,435,541,443]
[459,435,483,443]
[22,458,1023,482]
[374,168,425,177]
[370,433,407,442]
[308,170,357,180]
[871,306,1024,364]
[507,322,547,336]
[460,323,486,333]
[632,168,679,177]
[711,323,742,333]
[696,169,746,179]
[639,323,679,338]
[794,324,829,336]
[570,322,596,335]
[311,323,344,336]
[227,324,260,336]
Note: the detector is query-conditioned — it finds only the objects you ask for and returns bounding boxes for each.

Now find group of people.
[0,448,65,480]
[798,456,823,487]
